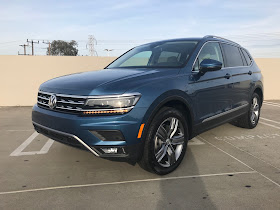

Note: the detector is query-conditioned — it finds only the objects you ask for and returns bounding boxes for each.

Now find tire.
[232,93,261,129]
[138,107,189,175]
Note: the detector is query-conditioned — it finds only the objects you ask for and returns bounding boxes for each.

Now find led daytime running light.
[83,109,129,115]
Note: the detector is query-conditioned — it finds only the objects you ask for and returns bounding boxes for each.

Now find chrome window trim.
[220,43,253,69]
[32,121,100,157]
[222,64,253,69]
[192,41,253,73]
[192,41,221,72]
[202,103,249,123]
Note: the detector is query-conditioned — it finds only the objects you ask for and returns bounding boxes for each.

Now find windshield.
[107,40,198,69]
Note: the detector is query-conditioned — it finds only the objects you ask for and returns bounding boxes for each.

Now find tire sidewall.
[146,107,189,175]
[249,93,261,128]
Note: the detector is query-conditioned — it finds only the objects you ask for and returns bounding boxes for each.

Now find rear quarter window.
[222,44,244,67]
[241,49,252,66]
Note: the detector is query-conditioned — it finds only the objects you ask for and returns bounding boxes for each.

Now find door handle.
[224,73,231,79]
[248,71,252,75]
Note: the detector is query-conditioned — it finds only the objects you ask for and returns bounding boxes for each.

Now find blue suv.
[32,35,263,174]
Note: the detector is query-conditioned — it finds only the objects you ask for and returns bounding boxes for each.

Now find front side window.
[193,42,224,71]
[107,40,198,69]
[157,51,181,63]
[222,44,244,67]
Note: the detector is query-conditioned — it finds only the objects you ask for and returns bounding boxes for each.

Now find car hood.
[40,68,179,95]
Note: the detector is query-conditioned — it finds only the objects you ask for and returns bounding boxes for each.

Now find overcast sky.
[0,0,280,57]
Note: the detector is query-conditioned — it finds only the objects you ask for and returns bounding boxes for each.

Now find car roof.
[141,35,241,48]
[202,35,241,47]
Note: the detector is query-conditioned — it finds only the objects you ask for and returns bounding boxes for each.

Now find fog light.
[102,148,118,154]
[90,130,125,141]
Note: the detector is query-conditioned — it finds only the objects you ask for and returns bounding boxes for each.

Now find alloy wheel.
[154,117,185,167]
[250,97,260,125]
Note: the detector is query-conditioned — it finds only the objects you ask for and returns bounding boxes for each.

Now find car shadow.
[156,148,217,209]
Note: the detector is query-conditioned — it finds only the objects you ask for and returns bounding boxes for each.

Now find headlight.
[83,93,141,115]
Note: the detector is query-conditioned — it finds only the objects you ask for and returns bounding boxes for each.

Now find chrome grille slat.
[56,106,83,111]
[39,91,86,98]
[57,100,84,105]
[37,91,87,114]
[38,96,49,100]
[37,101,48,106]
[37,91,138,115]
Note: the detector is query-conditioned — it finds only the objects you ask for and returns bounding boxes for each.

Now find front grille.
[37,91,87,114]
[33,123,86,150]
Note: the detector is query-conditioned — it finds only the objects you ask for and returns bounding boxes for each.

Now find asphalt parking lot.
[0,101,280,209]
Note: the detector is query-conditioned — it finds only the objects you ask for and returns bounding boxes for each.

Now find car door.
[190,41,233,125]
[221,44,252,109]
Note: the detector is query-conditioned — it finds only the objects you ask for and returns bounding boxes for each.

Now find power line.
[0,40,23,45]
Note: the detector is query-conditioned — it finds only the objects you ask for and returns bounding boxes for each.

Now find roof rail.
[203,35,240,46]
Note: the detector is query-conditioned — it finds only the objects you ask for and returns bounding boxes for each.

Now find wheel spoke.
[250,97,259,124]
[155,144,168,162]
[251,112,256,122]
[253,98,257,107]
[157,125,168,140]
[171,134,184,145]
[169,118,179,139]
[154,116,185,168]
[254,110,259,117]
[167,146,176,165]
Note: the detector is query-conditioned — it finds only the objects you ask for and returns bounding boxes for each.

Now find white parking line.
[215,137,280,171]
[260,117,280,125]
[188,137,205,145]
[10,132,54,156]
[263,101,280,106]
[0,171,256,195]
[259,121,280,130]
[198,136,280,188]
[263,102,280,108]
[197,136,254,170]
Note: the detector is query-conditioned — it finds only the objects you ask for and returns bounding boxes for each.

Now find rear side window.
[222,44,244,67]
[241,49,252,66]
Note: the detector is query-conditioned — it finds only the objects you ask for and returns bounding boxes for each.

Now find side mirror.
[199,59,222,73]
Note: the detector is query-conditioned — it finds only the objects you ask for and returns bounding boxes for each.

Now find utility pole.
[43,40,52,55]
[27,39,39,56]
[19,43,29,55]
[104,49,113,57]
[87,35,98,56]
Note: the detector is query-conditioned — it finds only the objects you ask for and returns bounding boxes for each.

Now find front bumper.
[32,104,147,162]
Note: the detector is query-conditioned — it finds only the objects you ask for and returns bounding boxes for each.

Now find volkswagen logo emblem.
[48,94,57,109]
